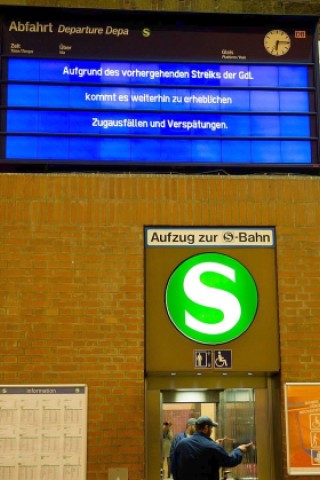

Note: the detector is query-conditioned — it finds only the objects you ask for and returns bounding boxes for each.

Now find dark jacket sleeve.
[212,444,244,467]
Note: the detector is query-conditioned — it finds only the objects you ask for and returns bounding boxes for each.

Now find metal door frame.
[145,374,282,480]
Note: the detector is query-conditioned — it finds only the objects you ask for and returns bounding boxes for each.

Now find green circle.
[165,253,258,345]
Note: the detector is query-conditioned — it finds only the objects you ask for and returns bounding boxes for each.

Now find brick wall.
[2,0,320,16]
[1,173,320,479]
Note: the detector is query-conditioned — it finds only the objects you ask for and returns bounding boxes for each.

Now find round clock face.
[264,29,291,56]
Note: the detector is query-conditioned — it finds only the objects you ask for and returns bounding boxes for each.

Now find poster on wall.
[0,385,88,480]
[285,383,320,475]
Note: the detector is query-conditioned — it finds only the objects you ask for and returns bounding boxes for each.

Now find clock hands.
[269,41,279,54]
[275,40,290,49]
[271,39,290,54]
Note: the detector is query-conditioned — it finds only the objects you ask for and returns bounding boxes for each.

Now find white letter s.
[183,262,241,334]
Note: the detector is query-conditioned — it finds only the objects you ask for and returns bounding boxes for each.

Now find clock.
[264,29,291,56]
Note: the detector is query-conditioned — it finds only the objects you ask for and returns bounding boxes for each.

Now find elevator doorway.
[162,389,256,480]
[145,375,282,480]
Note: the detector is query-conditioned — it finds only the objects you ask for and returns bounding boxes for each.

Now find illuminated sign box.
[145,227,279,374]
[0,7,318,170]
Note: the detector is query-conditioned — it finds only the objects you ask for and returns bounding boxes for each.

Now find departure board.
[0,6,319,170]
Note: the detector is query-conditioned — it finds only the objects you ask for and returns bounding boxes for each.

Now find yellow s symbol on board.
[142,28,151,37]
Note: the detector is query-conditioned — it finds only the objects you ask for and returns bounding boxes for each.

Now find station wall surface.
[0,0,319,16]
[1,1,320,480]
[0,173,320,479]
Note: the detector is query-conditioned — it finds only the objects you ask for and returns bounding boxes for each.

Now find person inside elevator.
[172,415,252,480]
[162,421,174,478]
[169,417,197,477]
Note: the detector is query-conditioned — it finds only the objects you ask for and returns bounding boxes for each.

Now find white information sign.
[0,385,87,480]
[145,227,275,247]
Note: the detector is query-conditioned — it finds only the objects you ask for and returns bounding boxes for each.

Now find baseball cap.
[186,418,197,425]
[196,416,218,427]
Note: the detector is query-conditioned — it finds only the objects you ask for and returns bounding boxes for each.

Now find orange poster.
[285,383,320,475]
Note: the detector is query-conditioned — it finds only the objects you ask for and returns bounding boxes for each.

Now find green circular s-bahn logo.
[165,253,258,345]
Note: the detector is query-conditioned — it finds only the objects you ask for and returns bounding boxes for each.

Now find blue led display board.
[0,6,319,170]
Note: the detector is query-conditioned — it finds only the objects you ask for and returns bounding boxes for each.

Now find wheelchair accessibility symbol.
[214,350,232,369]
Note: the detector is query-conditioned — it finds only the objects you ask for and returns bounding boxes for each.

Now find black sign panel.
[0,6,318,171]
[2,8,316,62]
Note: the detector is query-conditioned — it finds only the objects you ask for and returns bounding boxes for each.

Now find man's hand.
[215,436,235,445]
[238,441,253,452]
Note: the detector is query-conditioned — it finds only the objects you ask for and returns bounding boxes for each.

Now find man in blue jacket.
[170,417,197,477]
[172,416,252,480]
